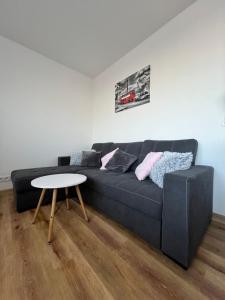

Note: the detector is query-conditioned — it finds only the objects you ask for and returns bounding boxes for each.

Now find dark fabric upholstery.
[58,140,197,168]
[81,151,102,167]
[162,165,214,268]
[105,149,137,173]
[111,142,142,170]
[11,165,89,193]
[14,188,69,213]
[58,156,70,166]
[139,139,198,166]
[78,169,162,220]
[80,186,161,248]
[91,142,114,156]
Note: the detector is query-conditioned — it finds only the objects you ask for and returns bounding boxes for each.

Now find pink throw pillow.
[135,152,163,181]
[100,148,119,170]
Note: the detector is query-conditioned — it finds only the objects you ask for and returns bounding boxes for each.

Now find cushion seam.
[84,186,162,221]
[85,177,161,205]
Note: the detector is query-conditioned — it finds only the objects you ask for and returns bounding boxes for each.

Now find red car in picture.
[119,90,136,105]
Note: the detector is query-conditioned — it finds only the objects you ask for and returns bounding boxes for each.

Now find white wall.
[92,0,225,215]
[0,36,92,189]
[1,0,225,215]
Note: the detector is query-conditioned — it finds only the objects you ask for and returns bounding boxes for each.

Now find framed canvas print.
[115,65,150,113]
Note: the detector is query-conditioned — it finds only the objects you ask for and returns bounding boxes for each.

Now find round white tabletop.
[31,173,87,189]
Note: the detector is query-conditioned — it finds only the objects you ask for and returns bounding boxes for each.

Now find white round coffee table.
[31,173,88,243]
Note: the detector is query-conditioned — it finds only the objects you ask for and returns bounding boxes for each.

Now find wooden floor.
[0,190,225,300]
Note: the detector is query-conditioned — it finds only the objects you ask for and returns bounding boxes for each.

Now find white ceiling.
[0,0,196,77]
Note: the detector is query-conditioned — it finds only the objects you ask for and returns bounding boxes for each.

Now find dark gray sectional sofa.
[11,139,214,268]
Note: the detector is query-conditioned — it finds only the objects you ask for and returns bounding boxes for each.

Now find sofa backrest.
[92,142,142,170]
[111,142,143,170]
[92,139,198,169]
[139,139,198,166]
[91,142,114,156]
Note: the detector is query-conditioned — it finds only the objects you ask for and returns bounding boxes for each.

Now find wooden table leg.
[48,189,57,243]
[65,187,70,210]
[75,185,89,222]
[32,188,46,224]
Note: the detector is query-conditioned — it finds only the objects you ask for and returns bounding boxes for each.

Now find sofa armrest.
[58,156,70,166]
[161,165,214,268]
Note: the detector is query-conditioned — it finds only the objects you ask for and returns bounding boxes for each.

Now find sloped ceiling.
[0,0,196,77]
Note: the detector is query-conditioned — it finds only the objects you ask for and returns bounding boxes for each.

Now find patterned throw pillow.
[150,151,193,188]
[70,150,95,166]
[70,151,83,166]
[135,152,163,181]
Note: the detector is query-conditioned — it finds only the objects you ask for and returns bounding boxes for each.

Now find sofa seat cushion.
[11,165,89,193]
[79,169,162,220]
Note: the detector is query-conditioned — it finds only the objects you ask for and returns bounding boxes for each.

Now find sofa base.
[14,185,161,250]
[81,186,161,249]
[15,188,70,213]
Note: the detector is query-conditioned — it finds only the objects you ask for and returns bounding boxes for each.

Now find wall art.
[115,65,150,112]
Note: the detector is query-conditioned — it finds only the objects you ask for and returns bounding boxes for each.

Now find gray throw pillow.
[105,149,137,173]
[150,151,193,188]
[81,151,102,167]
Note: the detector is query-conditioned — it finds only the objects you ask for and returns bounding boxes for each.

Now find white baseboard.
[0,181,12,191]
